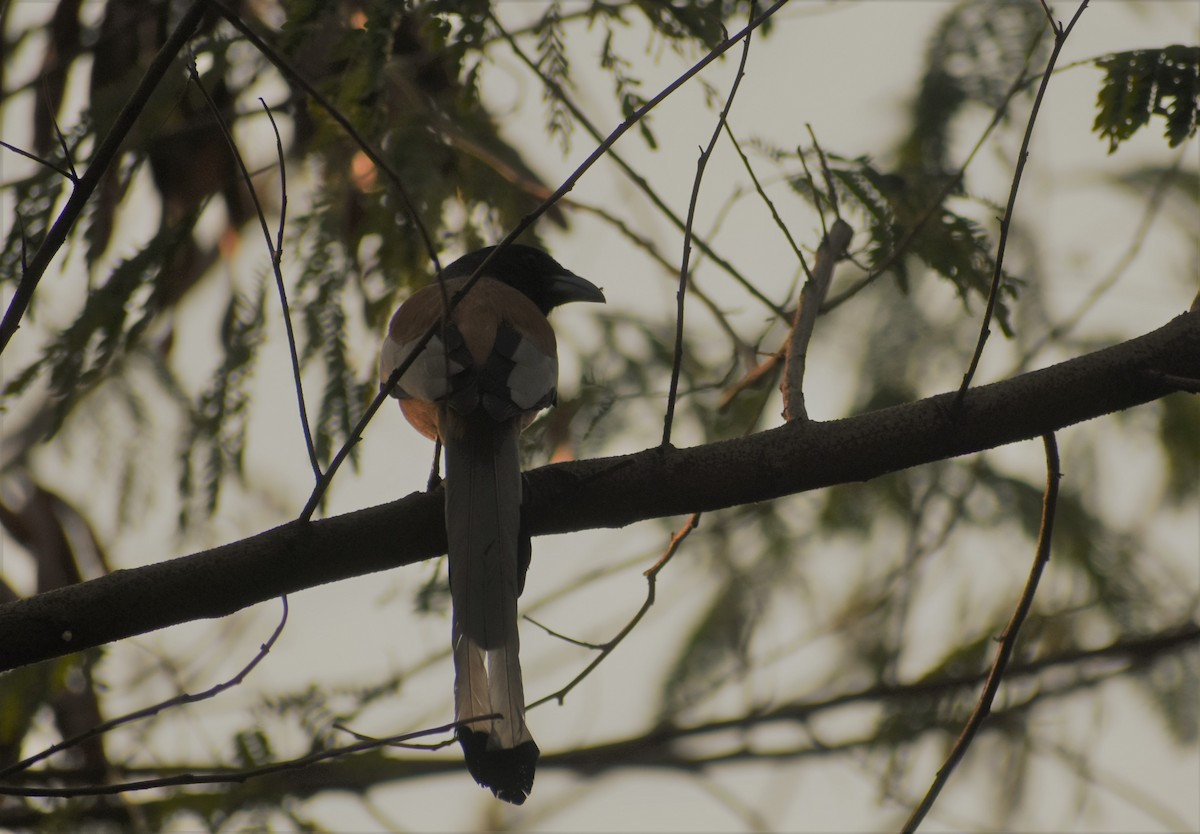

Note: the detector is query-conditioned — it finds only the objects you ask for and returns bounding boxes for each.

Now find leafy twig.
[303,0,793,518]
[210,0,441,273]
[824,19,1049,313]
[0,0,210,357]
[490,5,791,321]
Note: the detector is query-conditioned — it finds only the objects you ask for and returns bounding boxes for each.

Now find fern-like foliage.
[534,0,574,153]
[5,217,197,429]
[294,218,360,472]
[1093,45,1200,154]
[898,0,1048,175]
[599,22,656,150]
[630,0,739,50]
[178,276,269,525]
[0,115,85,289]
[809,154,1018,333]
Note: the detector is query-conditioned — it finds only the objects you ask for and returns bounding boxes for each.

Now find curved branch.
[903,433,1061,832]
[0,310,1196,673]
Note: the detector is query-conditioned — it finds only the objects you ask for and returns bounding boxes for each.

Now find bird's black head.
[441,244,605,315]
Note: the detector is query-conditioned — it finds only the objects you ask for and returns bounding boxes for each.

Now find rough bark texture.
[0,310,1196,673]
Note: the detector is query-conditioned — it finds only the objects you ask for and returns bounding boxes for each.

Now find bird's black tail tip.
[458,729,540,805]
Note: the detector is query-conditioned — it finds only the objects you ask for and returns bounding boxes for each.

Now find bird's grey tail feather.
[443,413,538,804]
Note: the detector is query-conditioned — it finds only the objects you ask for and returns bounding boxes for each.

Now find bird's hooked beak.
[543,271,606,308]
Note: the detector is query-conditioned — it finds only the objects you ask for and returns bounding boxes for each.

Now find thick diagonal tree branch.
[0,310,1196,673]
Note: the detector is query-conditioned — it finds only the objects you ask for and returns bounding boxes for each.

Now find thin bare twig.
[794,136,828,244]
[902,433,1061,833]
[0,139,76,183]
[0,0,210,357]
[527,512,700,710]
[42,73,79,182]
[491,7,791,321]
[333,713,497,751]
[186,58,321,483]
[719,349,784,411]
[1144,371,1200,393]
[663,25,753,447]
[259,98,319,479]
[528,293,777,702]
[0,596,289,781]
[806,124,840,226]
[724,123,813,280]
[0,714,471,798]
[956,2,1090,405]
[524,616,607,651]
[573,200,758,368]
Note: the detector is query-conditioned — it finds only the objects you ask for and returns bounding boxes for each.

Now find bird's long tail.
[443,412,538,804]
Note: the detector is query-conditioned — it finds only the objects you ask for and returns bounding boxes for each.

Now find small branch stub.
[781,218,853,421]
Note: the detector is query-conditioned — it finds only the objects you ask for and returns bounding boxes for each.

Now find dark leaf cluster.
[1093,45,1200,153]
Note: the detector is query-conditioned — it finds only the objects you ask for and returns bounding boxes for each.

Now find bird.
[379,244,605,803]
